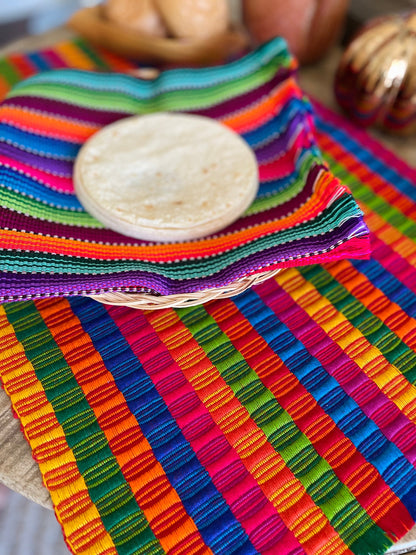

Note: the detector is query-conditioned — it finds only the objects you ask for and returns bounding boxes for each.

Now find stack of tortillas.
[74,113,259,242]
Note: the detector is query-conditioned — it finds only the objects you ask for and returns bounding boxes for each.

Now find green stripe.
[324,154,416,241]
[74,38,113,71]
[298,265,416,383]
[4,301,163,555]
[7,57,285,114]
[0,195,362,278]
[0,57,21,89]
[176,304,388,550]
[0,187,101,226]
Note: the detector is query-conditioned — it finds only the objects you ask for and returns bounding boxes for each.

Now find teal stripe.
[11,38,290,96]
[0,195,363,278]
[7,56,286,114]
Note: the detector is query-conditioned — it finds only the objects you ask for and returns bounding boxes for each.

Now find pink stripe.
[258,131,312,181]
[313,99,416,186]
[255,276,416,468]
[41,49,69,69]
[106,305,304,555]
[0,155,74,193]
[204,298,412,536]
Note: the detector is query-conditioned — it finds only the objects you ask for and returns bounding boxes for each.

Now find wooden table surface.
[0,26,415,555]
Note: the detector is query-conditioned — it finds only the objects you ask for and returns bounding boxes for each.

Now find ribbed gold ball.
[335,12,416,134]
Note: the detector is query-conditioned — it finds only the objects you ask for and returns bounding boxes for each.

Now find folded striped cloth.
[0,38,369,301]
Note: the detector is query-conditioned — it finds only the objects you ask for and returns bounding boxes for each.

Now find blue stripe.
[69,296,257,555]
[233,288,416,519]
[0,122,80,158]
[26,52,51,72]
[316,118,416,203]
[0,166,82,210]
[243,97,312,147]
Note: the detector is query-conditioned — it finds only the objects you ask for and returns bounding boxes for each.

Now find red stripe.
[106,304,303,555]
[205,296,412,537]
[7,53,37,79]
[254,276,414,533]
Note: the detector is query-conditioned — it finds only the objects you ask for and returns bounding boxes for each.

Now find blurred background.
[0,0,100,46]
[2,0,416,50]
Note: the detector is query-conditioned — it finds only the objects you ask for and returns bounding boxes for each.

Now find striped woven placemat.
[0,38,415,555]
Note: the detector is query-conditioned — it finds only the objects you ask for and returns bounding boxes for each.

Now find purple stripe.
[254,114,310,163]
[0,218,367,300]
[0,142,73,176]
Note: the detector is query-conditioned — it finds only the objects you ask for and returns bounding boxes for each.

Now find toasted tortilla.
[74,113,258,242]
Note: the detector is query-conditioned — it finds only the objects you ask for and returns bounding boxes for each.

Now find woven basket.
[88,268,281,310]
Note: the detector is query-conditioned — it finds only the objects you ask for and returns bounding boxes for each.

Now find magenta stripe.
[38,49,68,70]
[105,304,305,555]
[313,100,416,186]
[371,237,416,295]
[255,276,416,467]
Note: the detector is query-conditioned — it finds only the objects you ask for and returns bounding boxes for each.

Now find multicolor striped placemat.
[0,38,415,555]
[0,37,369,300]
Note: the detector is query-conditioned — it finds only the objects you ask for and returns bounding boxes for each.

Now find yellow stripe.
[146,309,350,555]
[277,269,416,421]
[0,306,117,555]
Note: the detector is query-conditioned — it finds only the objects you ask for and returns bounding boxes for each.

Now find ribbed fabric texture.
[0,38,369,300]
[0,38,415,555]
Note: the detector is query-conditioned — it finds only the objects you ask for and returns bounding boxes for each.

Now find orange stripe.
[365,212,416,264]
[223,78,302,133]
[0,105,98,141]
[35,297,212,555]
[0,306,117,554]
[325,260,416,350]
[145,308,352,555]
[0,171,342,261]
[205,298,412,537]
[52,42,98,71]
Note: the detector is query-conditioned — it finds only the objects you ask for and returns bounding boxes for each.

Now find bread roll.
[105,0,167,37]
[155,0,229,39]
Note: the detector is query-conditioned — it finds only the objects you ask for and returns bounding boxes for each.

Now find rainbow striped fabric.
[0,38,415,555]
[0,38,369,300]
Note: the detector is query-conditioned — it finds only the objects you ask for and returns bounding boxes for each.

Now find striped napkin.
[0,38,369,301]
